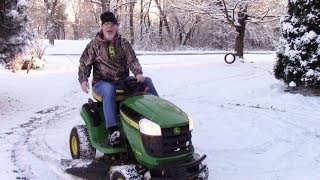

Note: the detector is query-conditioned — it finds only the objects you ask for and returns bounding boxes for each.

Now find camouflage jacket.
[78,31,143,84]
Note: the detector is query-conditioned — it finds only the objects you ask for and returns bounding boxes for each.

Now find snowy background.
[1,41,320,180]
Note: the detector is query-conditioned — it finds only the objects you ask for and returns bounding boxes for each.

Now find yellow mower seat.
[92,89,125,102]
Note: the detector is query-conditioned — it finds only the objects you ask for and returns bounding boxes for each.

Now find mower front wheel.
[194,153,209,180]
[69,125,96,159]
[107,165,141,180]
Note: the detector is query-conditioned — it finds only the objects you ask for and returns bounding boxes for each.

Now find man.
[78,11,158,146]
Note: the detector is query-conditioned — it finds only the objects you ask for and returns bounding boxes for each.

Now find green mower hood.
[121,94,189,128]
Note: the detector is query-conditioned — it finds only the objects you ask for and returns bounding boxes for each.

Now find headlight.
[188,116,194,131]
[139,118,162,136]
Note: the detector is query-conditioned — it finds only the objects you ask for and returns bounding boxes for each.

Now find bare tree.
[142,0,152,34]
[43,0,67,45]
[134,0,161,50]
[44,0,57,45]
[69,0,98,39]
[171,11,201,46]
[154,0,173,44]
[27,0,47,38]
[140,0,144,38]
[25,0,286,51]
[129,1,135,44]
[174,0,286,58]
[55,2,67,39]
[110,0,138,44]
[89,0,111,12]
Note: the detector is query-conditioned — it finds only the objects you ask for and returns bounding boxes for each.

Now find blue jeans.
[93,76,158,128]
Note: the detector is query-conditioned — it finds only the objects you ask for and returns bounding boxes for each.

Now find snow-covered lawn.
[1,51,320,180]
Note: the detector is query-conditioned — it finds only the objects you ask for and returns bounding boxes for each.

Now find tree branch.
[89,0,102,6]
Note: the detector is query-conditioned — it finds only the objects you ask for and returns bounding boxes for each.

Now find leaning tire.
[224,53,236,64]
[69,125,96,159]
[107,165,141,180]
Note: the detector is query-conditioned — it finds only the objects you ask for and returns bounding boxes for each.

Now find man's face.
[101,22,118,41]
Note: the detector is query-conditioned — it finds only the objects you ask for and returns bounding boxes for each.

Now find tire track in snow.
[217,103,287,153]
[8,105,78,179]
[221,101,320,148]
[215,101,320,174]
[5,86,84,180]
[9,116,44,180]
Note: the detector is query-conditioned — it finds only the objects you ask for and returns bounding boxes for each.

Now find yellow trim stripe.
[92,90,102,102]
[120,111,139,130]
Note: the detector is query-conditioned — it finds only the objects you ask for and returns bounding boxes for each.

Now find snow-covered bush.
[0,0,33,68]
[274,0,320,88]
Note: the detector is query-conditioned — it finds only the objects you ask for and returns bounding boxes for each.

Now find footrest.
[61,159,107,179]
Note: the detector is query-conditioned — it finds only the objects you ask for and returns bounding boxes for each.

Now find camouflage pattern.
[78,31,143,84]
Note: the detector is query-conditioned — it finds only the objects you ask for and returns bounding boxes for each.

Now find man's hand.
[81,81,90,94]
[136,74,145,83]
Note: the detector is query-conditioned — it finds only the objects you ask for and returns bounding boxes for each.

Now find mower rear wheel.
[107,165,141,180]
[69,125,96,159]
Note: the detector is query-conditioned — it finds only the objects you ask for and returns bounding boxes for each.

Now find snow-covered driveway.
[1,53,320,180]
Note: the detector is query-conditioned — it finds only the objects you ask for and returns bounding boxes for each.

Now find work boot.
[100,126,122,147]
[109,130,121,146]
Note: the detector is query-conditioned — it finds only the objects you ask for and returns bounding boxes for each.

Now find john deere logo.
[173,127,181,135]
[108,46,115,58]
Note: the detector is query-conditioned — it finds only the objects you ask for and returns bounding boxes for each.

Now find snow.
[109,165,140,179]
[7,10,19,18]
[43,40,90,55]
[10,37,24,44]
[307,13,316,20]
[284,46,301,60]
[289,81,297,87]
[278,1,320,86]
[17,0,28,7]
[1,40,320,180]
[316,36,320,44]
[282,22,294,33]
[301,31,318,44]
[306,69,315,77]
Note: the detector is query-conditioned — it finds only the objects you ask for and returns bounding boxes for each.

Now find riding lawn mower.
[61,79,209,179]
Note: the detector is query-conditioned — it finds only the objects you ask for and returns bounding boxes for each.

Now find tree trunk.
[154,0,173,43]
[145,1,151,32]
[100,0,109,12]
[235,25,245,58]
[72,23,79,40]
[173,15,182,45]
[60,24,65,39]
[183,29,193,46]
[234,4,248,58]
[183,16,200,46]
[48,21,55,45]
[129,2,135,44]
[159,14,163,45]
[44,0,58,45]
[140,0,143,39]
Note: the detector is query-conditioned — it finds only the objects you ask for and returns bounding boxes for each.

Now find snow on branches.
[274,0,320,88]
[0,0,34,69]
